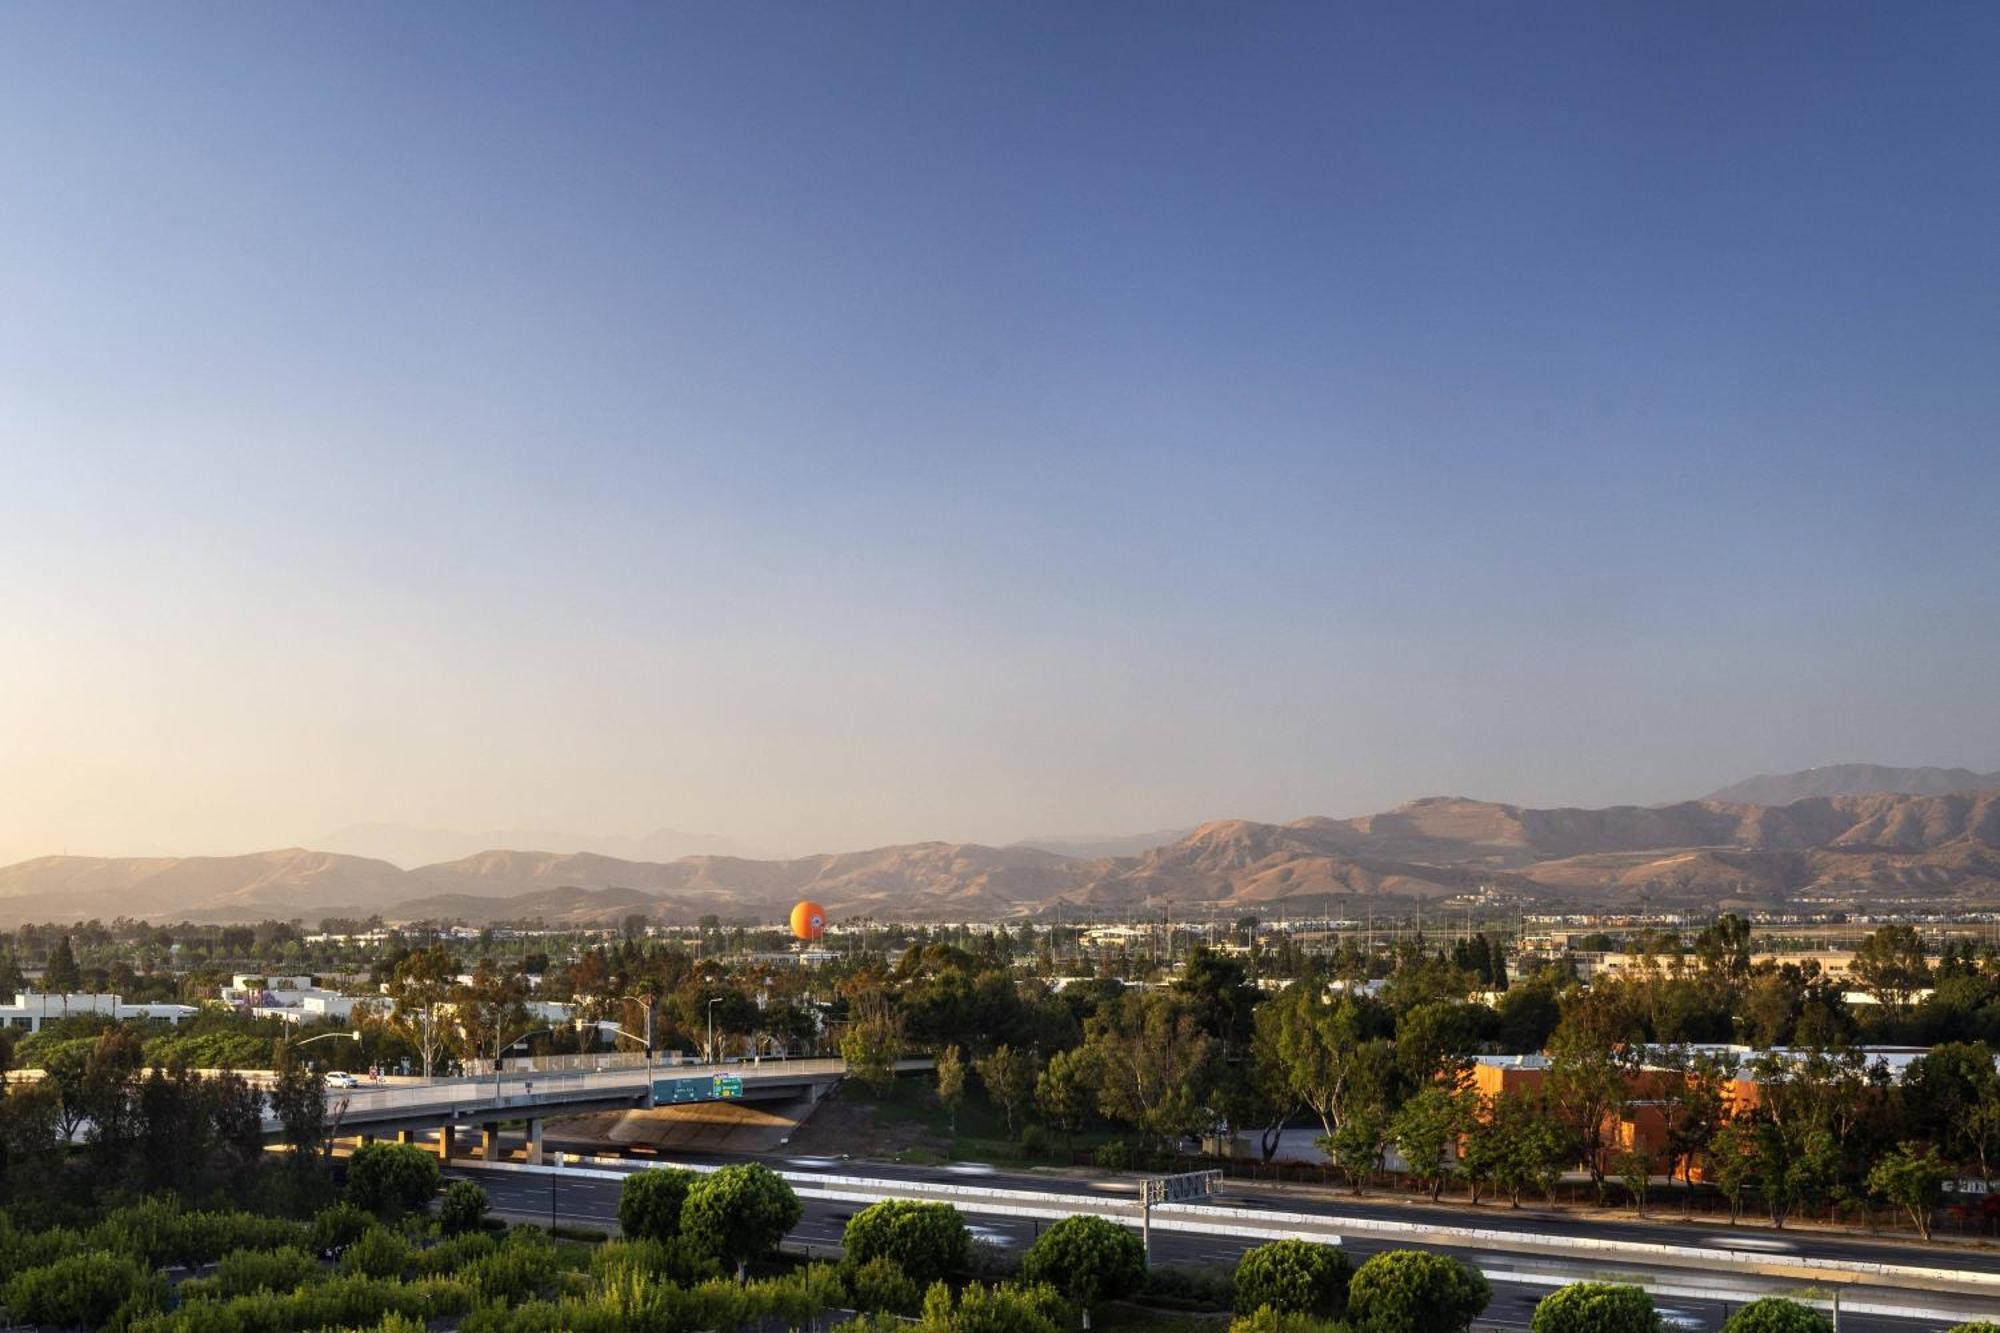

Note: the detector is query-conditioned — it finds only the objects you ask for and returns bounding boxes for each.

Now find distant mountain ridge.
[316,822,763,868]
[3,786,1998,927]
[1704,763,2000,806]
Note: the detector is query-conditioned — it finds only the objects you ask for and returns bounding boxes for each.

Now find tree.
[1083,991,1219,1151]
[451,957,531,1065]
[1530,1282,1658,1333]
[841,988,904,1095]
[1020,1214,1146,1329]
[1257,983,1382,1140]
[345,1141,441,1216]
[43,934,82,993]
[618,1167,698,1242]
[1707,1119,1758,1224]
[1659,1047,1732,1205]
[1174,947,1258,1060]
[1851,925,1931,1013]
[1476,1093,1572,1208]
[1868,1141,1951,1242]
[1344,1249,1490,1333]
[387,945,456,1079]
[268,1054,329,1205]
[1904,1042,2000,1183]
[975,1044,1037,1138]
[680,1162,803,1278]
[439,1179,489,1236]
[1719,1297,1830,1332]
[1232,1239,1351,1320]
[1611,1148,1651,1217]
[1037,1047,1094,1153]
[1326,1107,1386,1195]
[936,1045,968,1135]
[1390,1087,1466,1201]
[843,1199,971,1286]
[1546,991,1641,1201]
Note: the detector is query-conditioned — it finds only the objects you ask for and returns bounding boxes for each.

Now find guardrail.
[460,1153,2000,1306]
[283,1057,851,1125]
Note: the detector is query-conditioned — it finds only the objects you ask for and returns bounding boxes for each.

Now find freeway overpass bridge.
[279,1057,880,1163]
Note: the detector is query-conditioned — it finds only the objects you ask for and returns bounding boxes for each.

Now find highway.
[455,1155,2000,1333]
[566,1146,2000,1278]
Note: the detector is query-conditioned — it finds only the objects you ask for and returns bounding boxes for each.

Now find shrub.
[1143,1263,1235,1312]
[1344,1249,1489,1333]
[1531,1282,1658,1333]
[590,1234,724,1285]
[408,1229,498,1277]
[616,1168,698,1243]
[3,1250,166,1329]
[849,1255,922,1314]
[679,1163,803,1274]
[310,1201,378,1255]
[439,1179,490,1236]
[0,1216,85,1273]
[1227,1308,1350,1333]
[340,1224,412,1279]
[461,1229,571,1303]
[844,1200,973,1285]
[345,1143,442,1217]
[1093,1140,1133,1170]
[1234,1239,1352,1319]
[202,1245,322,1298]
[87,1198,309,1269]
[1720,1298,1831,1333]
[133,1274,475,1333]
[918,1279,1068,1333]
[1020,1215,1145,1323]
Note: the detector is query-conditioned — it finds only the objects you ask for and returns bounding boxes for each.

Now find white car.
[325,1071,359,1089]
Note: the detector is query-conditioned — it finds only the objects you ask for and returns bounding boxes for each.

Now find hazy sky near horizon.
[3,4,1998,865]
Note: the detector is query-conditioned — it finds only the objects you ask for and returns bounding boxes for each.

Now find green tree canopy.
[344,1142,440,1217]
[1867,1141,1951,1242]
[1530,1282,1658,1333]
[1020,1215,1145,1328]
[617,1167,698,1243]
[1719,1297,1830,1333]
[843,1200,971,1287]
[680,1162,803,1278]
[1344,1249,1490,1333]
[1232,1239,1351,1320]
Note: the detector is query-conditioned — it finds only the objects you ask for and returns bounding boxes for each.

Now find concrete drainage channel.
[461,1156,2000,1325]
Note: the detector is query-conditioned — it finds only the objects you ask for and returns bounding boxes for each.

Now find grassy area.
[829,1074,1122,1168]
[1095,1302,1233,1333]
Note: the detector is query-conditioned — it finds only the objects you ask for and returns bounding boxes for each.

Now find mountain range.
[2,766,1998,927]
[314,822,765,868]
[1702,764,2000,806]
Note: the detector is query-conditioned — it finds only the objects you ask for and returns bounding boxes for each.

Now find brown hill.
[401,842,1103,922]
[1705,763,2000,805]
[1,790,1996,926]
[0,849,410,925]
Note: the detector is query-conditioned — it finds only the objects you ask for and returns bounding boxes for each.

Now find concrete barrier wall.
[462,1155,2000,1300]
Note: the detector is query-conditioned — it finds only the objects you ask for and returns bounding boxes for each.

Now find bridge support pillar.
[526,1118,543,1165]
[359,1133,375,1147]
[481,1122,503,1162]
[438,1124,456,1161]
[396,1129,415,1147]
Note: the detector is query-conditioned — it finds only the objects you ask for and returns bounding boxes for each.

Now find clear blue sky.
[2,3,1996,861]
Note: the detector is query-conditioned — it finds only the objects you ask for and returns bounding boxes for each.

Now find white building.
[1,992,199,1034]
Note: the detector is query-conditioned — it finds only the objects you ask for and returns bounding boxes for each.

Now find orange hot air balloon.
[790,900,828,941]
